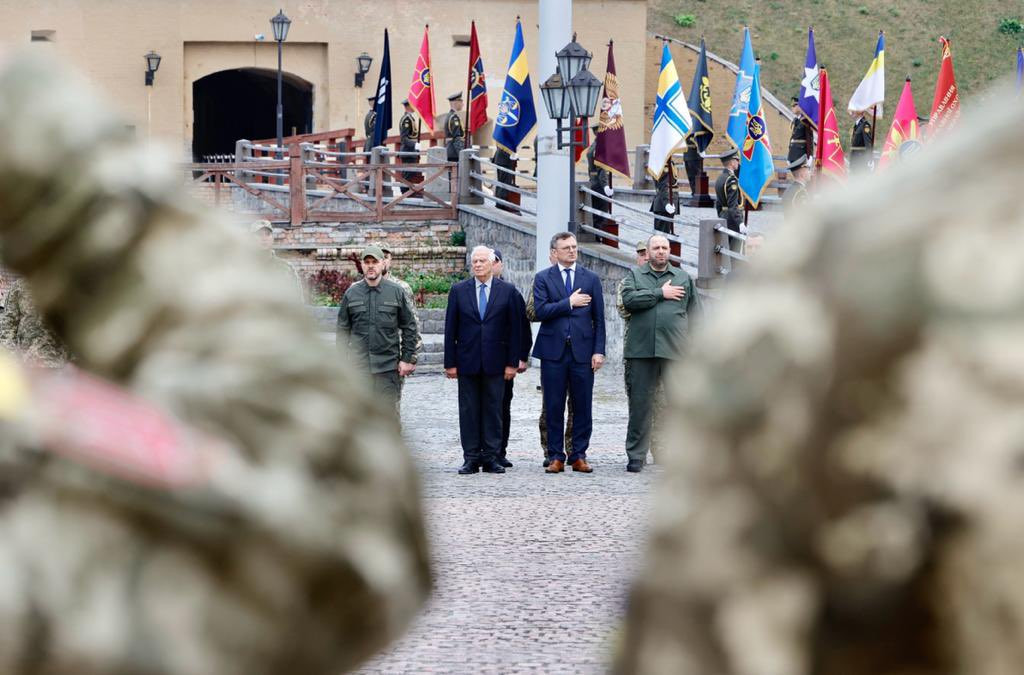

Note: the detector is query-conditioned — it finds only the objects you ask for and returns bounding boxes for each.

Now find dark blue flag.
[372,29,393,147]
[686,37,714,153]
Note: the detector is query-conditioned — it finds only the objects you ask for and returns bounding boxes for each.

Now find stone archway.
[191,68,313,161]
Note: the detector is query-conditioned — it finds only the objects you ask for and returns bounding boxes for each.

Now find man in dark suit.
[492,248,532,468]
[532,232,606,474]
[444,245,522,474]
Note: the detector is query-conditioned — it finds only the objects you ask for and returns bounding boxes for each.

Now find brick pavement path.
[357,367,658,674]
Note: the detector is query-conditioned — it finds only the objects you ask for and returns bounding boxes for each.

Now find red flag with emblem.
[467,21,488,134]
[814,68,846,182]
[407,25,435,130]
[928,37,960,140]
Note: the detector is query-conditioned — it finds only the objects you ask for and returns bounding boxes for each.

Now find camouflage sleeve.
[0,52,428,675]
[396,279,421,364]
[0,283,22,348]
[525,286,537,322]
[615,276,630,320]
[397,285,420,365]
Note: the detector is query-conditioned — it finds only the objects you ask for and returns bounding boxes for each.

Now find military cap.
[787,154,809,171]
[790,95,799,104]
[447,91,463,101]
[492,248,503,262]
[360,244,385,261]
[401,98,410,105]
[635,240,648,253]
[719,147,739,162]
[249,219,272,233]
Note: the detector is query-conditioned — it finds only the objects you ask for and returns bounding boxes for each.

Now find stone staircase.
[311,306,445,376]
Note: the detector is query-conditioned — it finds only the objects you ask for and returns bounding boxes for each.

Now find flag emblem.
[742,114,768,160]
[419,69,430,87]
[699,77,712,113]
[496,93,521,127]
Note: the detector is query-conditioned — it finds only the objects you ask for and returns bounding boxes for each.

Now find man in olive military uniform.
[0,50,429,675]
[850,108,875,171]
[714,148,744,252]
[587,125,613,229]
[398,99,419,194]
[620,234,701,473]
[378,242,423,385]
[336,245,421,411]
[649,158,678,234]
[617,240,649,436]
[788,96,815,164]
[782,153,810,214]
[444,92,465,162]
[363,95,377,154]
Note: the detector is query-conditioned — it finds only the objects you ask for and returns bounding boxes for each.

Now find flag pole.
[465,20,475,148]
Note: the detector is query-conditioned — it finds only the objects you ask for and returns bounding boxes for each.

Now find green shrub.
[858,6,869,15]
[422,295,449,309]
[769,51,779,61]
[449,230,466,246]
[403,272,466,296]
[998,17,1023,35]
[673,13,696,27]
[912,57,923,67]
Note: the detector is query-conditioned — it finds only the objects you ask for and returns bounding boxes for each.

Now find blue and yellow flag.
[646,41,693,178]
[738,64,774,208]
[493,19,537,154]
[727,28,756,150]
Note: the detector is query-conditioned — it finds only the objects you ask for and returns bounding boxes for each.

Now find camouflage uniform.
[0,279,70,367]
[616,90,1024,674]
[0,52,428,675]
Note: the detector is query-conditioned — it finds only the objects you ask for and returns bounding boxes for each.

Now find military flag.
[467,21,488,134]
[848,32,885,115]
[594,40,631,178]
[798,27,820,128]
[492,18,537,155]
[371,29,393,147]
[407,25,435,131]
[879,77,921,169]
[727,28,756,150]
[928,37,960,139]
[814,68,846,182]
[686,37,714,154]
[647,41,692,178]
[737,64,774,207]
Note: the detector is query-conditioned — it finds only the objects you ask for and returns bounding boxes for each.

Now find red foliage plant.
[308,268,356,305]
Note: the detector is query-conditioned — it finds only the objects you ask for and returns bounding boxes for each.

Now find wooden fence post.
[289,141,305,226]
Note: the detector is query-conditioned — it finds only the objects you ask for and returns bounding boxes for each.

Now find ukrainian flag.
[493,19,537,154]
[848,32,885,115]
[738,64,774,208]
[646,41,693,178]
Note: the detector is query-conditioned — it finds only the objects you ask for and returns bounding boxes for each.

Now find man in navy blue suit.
[532,232,606,473]
[444,246,522,474]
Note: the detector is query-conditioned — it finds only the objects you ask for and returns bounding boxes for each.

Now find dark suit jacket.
[510,286,533,362]
[531,264,606,363]
[444,277,521,376]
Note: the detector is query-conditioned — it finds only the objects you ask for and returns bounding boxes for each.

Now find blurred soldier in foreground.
[0,278,70,367]
[616,90,1024,674]
[0,52,429,674]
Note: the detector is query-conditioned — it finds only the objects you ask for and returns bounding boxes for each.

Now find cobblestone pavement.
[357,366,658,674]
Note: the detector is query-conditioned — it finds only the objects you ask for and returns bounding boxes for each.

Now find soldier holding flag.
[398,100,419,193]
[444,92,465,161]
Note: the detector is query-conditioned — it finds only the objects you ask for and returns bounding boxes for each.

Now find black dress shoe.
[498,457,513,468]
[542,458,551,468]
[481,461,506,474]
[458,461,481,474]
[626,461,644,473]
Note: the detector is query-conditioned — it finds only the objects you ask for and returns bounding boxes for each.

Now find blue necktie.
[564,268,573,297]
[478,283,488,319]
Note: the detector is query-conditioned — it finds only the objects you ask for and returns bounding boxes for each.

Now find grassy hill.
[650,0,1024,136]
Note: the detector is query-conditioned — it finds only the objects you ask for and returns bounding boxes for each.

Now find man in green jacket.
[337,245,420,411]
[620,234,701,472]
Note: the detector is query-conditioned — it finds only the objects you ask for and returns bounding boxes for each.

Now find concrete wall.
[5,0,647,159]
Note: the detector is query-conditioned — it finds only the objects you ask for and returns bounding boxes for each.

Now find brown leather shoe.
[571,459,593,473]
[545,459,565,473]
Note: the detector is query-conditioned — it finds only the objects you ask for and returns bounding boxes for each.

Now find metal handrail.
[578,204,695,249]
[469,188,537,216]
[469,172,537,199]
[577,224,697,267]
[579,185,697,230]
[473,155,539,184]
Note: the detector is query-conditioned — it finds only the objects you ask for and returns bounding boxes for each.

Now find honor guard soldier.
[788,96,814,164]
[782,154,810,214]
[683,134,702,202]
[363,95,377,154]
[587,124,613,228]
[714,148,744,251]
[850,110,875,171]
[650,158,678,234]
[398,99,419,194]
[444,92,466,161]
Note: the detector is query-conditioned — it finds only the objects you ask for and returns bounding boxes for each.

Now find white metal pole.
[536,0,571,274]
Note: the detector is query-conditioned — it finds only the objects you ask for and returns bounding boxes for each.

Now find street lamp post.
[270,9,292,159]
[143,51,161,140]
[539,36,602,235]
